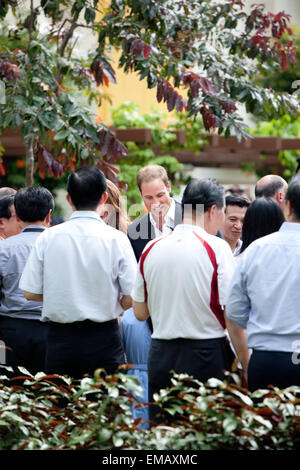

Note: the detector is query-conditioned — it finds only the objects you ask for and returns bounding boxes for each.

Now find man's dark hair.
[182,178,224,214]
[14,186,55,222]
[0,195,15,219]
[255,176,285,198]
[286,174,300,220]
[67,166,107,210]
[225,194,250,212]
[240,197,285,254]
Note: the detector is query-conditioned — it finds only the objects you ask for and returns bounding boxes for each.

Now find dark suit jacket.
[128,200,183,261]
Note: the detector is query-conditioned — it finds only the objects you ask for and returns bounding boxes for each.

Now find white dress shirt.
[149,198,176,238]
[19,211,137,324]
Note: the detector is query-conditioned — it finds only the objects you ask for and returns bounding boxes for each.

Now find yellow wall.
[98,51,178,125]
[96,3,186,124]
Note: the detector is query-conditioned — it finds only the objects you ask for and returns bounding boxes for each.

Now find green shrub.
[0,368,299,450]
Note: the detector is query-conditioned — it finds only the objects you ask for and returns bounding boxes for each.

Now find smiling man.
[128,165,182,260]
[221,194,250,255]
[0,195,21,240]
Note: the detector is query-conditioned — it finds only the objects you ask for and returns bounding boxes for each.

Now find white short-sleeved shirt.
[132,224,235,340]
[19,211,137,323]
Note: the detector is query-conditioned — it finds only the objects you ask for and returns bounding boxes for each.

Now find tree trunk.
[25,138,34,187]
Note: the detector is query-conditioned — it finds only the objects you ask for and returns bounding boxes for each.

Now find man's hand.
[120,295,132,311]
[151,203,169,232]
[133,300,149,321]
[24,291,43,302]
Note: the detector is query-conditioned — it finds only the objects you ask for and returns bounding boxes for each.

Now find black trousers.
[0,316,48,376]
[248,349,300,392]
[45,319,125,379]
[148,336,234,422]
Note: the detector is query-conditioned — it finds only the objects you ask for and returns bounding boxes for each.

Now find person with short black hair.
[20,166,137,379]
[226,174,300,391]
[221,194,250,255]
[239,197,285,254]
[0,185,54,376]
[0,195,21,240]
[132,177,243,423]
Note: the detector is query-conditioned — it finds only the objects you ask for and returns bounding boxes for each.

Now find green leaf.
[112,435,124,447]
[223,416,238,433]
[54,129,69,140]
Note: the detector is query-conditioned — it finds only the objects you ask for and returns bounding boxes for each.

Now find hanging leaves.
[36,142,64,179]
[97,128,128,161]
[218,98,238,114]
[156,80,186,112]
[182,72,218,98]
[90,58,117,87]
[201,105,221,132]
[130,37,151,59]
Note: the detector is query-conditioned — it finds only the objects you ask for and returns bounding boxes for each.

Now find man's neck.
[224,236,238,253]
[20,221,47,230]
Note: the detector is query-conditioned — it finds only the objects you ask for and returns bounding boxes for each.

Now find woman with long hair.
[239,197,285,254]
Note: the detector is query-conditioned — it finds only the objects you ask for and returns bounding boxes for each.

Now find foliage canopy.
[0,0,299,184]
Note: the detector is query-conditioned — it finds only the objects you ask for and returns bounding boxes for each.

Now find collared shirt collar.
[280,221,300,232]
[69,210,104,223]
[234,238,243,256]
[21,224,46,233]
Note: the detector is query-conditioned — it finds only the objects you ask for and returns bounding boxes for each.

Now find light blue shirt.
[0,226,45,319]
[226,222,300,352]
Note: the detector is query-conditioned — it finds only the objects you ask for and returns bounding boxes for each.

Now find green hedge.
[0,367,299,450]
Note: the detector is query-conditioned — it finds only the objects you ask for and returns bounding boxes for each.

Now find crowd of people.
[0,164,299,426]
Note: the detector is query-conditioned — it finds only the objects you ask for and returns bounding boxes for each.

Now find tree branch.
[59,19,77,58]
[28,0,34,42]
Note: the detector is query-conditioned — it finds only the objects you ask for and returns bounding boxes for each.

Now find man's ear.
[44,209,52,226]
[285,200,293,220]
[167,182,171,193]
[208,204,216,219]
[66,193,74,209]
[100,191,108,205]
[15,214,22,223]
[276,191,284,204]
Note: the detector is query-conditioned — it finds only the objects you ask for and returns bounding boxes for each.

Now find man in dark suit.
[128,165,182,261]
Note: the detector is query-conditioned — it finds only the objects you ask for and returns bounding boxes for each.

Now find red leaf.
[175,94,183,112]
[131,38,144,57]
[190,79,200,98]
[91,58,116,87]
[278,50,287,72]
[156,81,163,103]
[101,132,113,157]
[201,105,220,131]
[143,44,151,59]
[0,162,6,176]
[167,88,177,112]
[219,98,237,113]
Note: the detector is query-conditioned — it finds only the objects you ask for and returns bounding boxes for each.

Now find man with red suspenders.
[132,178,247,423]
